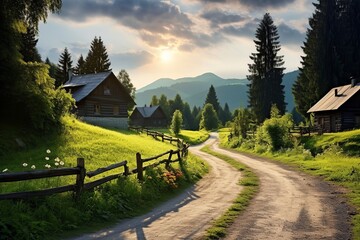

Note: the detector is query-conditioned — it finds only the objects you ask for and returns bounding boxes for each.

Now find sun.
[160,49,172,62]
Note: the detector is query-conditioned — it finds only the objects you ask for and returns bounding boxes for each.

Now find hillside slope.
[135,70,299,111]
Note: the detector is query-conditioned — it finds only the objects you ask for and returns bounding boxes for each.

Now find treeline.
[149,85,232,131]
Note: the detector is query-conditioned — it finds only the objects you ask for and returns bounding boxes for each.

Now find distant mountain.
[135,70,299,112]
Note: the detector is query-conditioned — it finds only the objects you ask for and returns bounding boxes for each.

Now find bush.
[170,110,183,136]
[255,113,294,151]
[199,103,219,131]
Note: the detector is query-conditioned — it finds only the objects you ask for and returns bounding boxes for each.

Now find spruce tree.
[159,94,170,121]
[170,94,184,117]
[45,57,57,79]
[55,47,72,88]
[183,102,194,130]
[204,85,220,114]
[73,54,85,75]
[20,25,42,62]
[247,13,285,123]
[150,95,159,106]
[84,36,111,74]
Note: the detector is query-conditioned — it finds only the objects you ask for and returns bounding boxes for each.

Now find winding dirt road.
[72,133,352,240]
[72,135,242,239]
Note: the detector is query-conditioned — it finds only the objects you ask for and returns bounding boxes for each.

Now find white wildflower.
[45,164,51,169]
[45,157,50,161]
[2,168,8,172]
[23,163,28,167]
[46,149,51,154]
[55,157,60,162]
[59,161,64,166]
[55,162,59,166]
[31,165,36,169]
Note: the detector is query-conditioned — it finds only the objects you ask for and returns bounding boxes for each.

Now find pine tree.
[73,54,85,75]
[150,95,159,106]
[20,25,42,62]
[84,36,111,74]
[220,103,232,125]
[200,103,219,130]
[247,13,286,123]
[293,0,349,118]
[182,102,194,130]
[204,85,220,114]
[192,106,201,130]
[170,94,184,117]
[159,94,170,121]
[55,48,72,88]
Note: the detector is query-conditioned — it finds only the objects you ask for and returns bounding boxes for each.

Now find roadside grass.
[201,145,259,239]
[219,128,360,239]
[0,116,209,239]
[151,128,210,145]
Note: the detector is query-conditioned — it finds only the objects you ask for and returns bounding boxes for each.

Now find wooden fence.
[128,127,185,146]
[0,139,189,201]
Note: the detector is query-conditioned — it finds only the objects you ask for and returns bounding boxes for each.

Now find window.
[104,86,111,95]
[94,104,101,115]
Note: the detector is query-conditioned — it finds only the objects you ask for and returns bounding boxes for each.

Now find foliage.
[45,57,57,79]
[170,94,184,117]
[182,102,195,130]
[117,69,136,110]
[20,25,42,63]
[247,13,285,123]
[255,111,294,151]
[83,36,111,74]
[150,95,159,106]
[171,110,183,136]
[0,117,209,239]
[219,103,232,126]
[55,47,72,88]
[231,108,252,139]
[200,103,219,131]
[159,94,170,121]
[293,0,360,118]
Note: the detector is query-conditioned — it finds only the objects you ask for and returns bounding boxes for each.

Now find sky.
[37,0,315,89]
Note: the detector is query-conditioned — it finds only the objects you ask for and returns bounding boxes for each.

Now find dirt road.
[72,135,242,239]
[209,133,352,240]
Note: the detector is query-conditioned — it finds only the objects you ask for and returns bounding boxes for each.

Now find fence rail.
[0,136,189,201]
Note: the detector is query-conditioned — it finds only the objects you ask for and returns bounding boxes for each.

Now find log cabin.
[307,80,360,133]
[129,105,167,128]
[63,71,135,129]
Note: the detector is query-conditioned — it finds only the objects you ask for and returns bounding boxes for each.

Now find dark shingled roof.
[308,83,360,113]
[135,106,161,118]
[63,71,112,102]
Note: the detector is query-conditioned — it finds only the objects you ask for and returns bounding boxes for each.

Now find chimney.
[335,89,339,97]
[351,77,357,87]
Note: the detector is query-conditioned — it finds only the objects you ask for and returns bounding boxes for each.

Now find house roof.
[135,106,161,118]
[63,71,113,102]
[308,83,360,113]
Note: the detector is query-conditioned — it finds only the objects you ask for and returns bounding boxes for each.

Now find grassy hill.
[0,116,209,239]
[135,70,299,112]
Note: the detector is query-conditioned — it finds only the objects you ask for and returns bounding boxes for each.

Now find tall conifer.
[247,13,285,123]
[84,36,111,74]
[55,47,72,87]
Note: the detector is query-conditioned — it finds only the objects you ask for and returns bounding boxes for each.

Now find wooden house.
[307,81,360,132]
[129,105,167,128]
[63,71,135,129]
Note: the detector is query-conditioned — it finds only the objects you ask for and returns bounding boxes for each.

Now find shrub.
[170,110,183,136]
[199,103,219,131]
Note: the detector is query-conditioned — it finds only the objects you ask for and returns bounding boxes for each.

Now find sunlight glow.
[160,49,172,63]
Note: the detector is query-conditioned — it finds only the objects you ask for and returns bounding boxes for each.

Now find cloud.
[221,21,258,38]
[201,9,247,27]
[277,23,305,45]
[238,0,297,9]
[110,51,154,70]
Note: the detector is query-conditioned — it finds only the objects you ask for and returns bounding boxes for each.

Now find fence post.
[166,150,173,169]
[124,163,129,176]
[136,152,143,181]
[75,158,85,199]
[162,133,164,142]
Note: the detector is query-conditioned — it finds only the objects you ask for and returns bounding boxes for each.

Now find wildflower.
[31,165,36,169]
[23,163,28,167]
[55,157,60,162]
[59,161,64,166]
[45,157,50,161]
[45,164,51,169]
[55,162,59,166]
[46,149,51,154]
[2,168,8,173]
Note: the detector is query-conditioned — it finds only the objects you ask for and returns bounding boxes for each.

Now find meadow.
[0,116,209,239]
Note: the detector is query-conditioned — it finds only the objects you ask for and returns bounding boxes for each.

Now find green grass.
[201,145,259,239]
[219,128,360,239]
[0,116,209,239]
[150,128,210,145]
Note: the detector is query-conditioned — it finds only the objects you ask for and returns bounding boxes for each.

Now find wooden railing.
[128,127,186,146]
[0,141,189,200]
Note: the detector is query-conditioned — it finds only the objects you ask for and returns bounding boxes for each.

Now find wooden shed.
[129,106,167,128]
[307,81,360,132]
[63,71,135,129]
